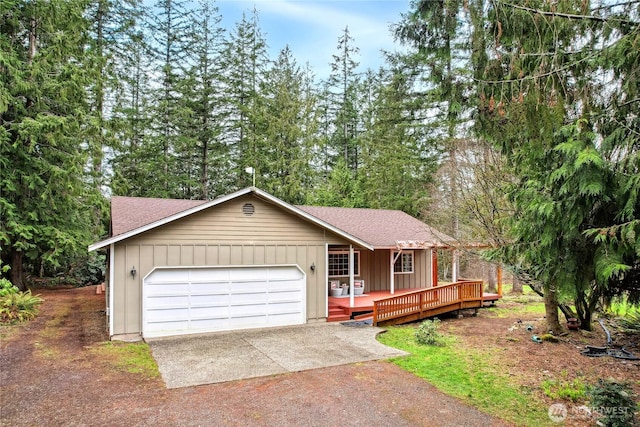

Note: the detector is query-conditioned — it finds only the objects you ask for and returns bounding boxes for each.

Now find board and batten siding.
[111,195,350,337]
[356,249,432,292]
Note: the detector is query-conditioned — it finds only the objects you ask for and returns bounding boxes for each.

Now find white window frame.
[328,250,360,277]
[393,250,414,274]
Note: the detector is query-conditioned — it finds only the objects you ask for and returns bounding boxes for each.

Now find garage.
[143,265,306,338]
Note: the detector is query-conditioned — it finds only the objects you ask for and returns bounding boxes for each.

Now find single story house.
[89,187,456,340]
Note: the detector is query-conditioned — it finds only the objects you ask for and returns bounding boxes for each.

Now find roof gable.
[89,188,373,251]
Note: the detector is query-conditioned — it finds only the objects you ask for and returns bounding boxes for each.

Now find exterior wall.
[111,194,349,337]
[330,248,432,292]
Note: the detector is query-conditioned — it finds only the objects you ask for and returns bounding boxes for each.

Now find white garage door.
[143,265,306,338]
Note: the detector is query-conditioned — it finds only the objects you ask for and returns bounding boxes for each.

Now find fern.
[0,290,44,323]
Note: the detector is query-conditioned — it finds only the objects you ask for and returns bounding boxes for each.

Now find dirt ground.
[1,286,638,426]
[437,297,640,426]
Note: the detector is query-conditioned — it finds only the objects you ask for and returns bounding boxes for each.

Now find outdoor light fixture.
[130,266,137,278]
[310,262,316,272]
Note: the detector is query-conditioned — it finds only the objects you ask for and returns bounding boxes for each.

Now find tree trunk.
[512,276,523,293]
[544,285,563,334]
[486,263,497,293]
[10,249,26,292]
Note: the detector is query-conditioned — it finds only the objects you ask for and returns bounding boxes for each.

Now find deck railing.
[373,280,483,326]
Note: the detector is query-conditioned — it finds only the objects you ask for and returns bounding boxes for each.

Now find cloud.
[218,0,410,79]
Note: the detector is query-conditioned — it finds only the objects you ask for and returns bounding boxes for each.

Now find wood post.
[431,249,438,287]
[497,265,503,297]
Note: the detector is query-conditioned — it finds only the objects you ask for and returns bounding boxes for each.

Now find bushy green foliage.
[541,373,586,402]
[415,318,444,346]
[67,252,105,287]
[588,379,637,427]
[0,277,19,297]
[0,290,44,323]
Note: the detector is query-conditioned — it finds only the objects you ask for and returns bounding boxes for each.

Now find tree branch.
[496,1,639,26]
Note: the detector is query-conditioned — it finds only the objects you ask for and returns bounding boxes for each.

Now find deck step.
[352,312,373,321]
[327,314,351,322]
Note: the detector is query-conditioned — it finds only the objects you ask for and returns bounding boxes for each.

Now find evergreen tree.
[219,8,269,190]
[357,65,436,216]
[147,0,195,197]
[109,3,154,197]
[475,0,640,330]
[1,0,97,290]
[393,0,486,238]
[256,47,318,204]
[325,26,361,173]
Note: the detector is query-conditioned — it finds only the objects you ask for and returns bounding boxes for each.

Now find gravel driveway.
[0,287,510,427]
[148,323,409,388]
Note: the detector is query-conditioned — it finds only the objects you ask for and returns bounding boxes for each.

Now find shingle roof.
[111,196,207,236]
[99,189,453,250]
[296,205,454,248]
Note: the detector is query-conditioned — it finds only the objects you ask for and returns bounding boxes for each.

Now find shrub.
[0,277,19,297]
[415,318,444,346]
[0,290,44,323]
[588,379,637,427]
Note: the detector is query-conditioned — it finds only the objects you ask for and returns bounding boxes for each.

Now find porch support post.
[349,245,354,308]
[431,249,438,287]
[452,249,458,283]
[389,251,395,295]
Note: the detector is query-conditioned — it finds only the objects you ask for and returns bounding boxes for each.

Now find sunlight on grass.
[378,326,554,426]
[487,302,546,318]
[91,342,160,379]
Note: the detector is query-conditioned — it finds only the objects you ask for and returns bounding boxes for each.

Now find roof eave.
[89,187,374,252]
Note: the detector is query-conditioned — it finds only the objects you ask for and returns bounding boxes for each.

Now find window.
[394,251,414,274]
[328,251,360,277]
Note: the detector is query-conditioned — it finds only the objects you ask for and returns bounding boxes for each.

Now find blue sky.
[216,0,412,79]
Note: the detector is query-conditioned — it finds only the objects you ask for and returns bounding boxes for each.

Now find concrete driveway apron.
[147,323,408,388]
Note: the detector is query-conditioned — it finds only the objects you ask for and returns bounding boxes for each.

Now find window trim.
[328,250,360,278]
[393,250,414,274]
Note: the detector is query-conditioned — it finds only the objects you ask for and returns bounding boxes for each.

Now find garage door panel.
[146,307,190,322]
[190,305,229,319]
[189,268,230,282]
[190,282,230,294]
[146,295,191,309]
[267,301,302,314]
[146,282,190,297]
[190,294,229,307]
[143,265,306,338]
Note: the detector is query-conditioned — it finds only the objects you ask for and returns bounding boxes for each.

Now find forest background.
[2,0,639,332]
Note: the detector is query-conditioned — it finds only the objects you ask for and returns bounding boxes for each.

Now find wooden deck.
[373,280,494,326]
[328,282,500,324]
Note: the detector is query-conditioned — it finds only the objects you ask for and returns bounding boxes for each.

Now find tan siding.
[126,195,333,245]
[110,194,371,337]
[194,245,206,265]
[339,248,432,293]
[124,244,140,334]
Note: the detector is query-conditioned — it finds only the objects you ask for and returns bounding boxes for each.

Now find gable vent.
[242,203,255,216]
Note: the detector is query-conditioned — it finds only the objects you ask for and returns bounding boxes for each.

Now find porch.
[327,282,501,323]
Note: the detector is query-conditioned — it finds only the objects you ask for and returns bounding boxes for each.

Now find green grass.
[378,326,554,426]
[486,301,546,318]
[91,342,160,379]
